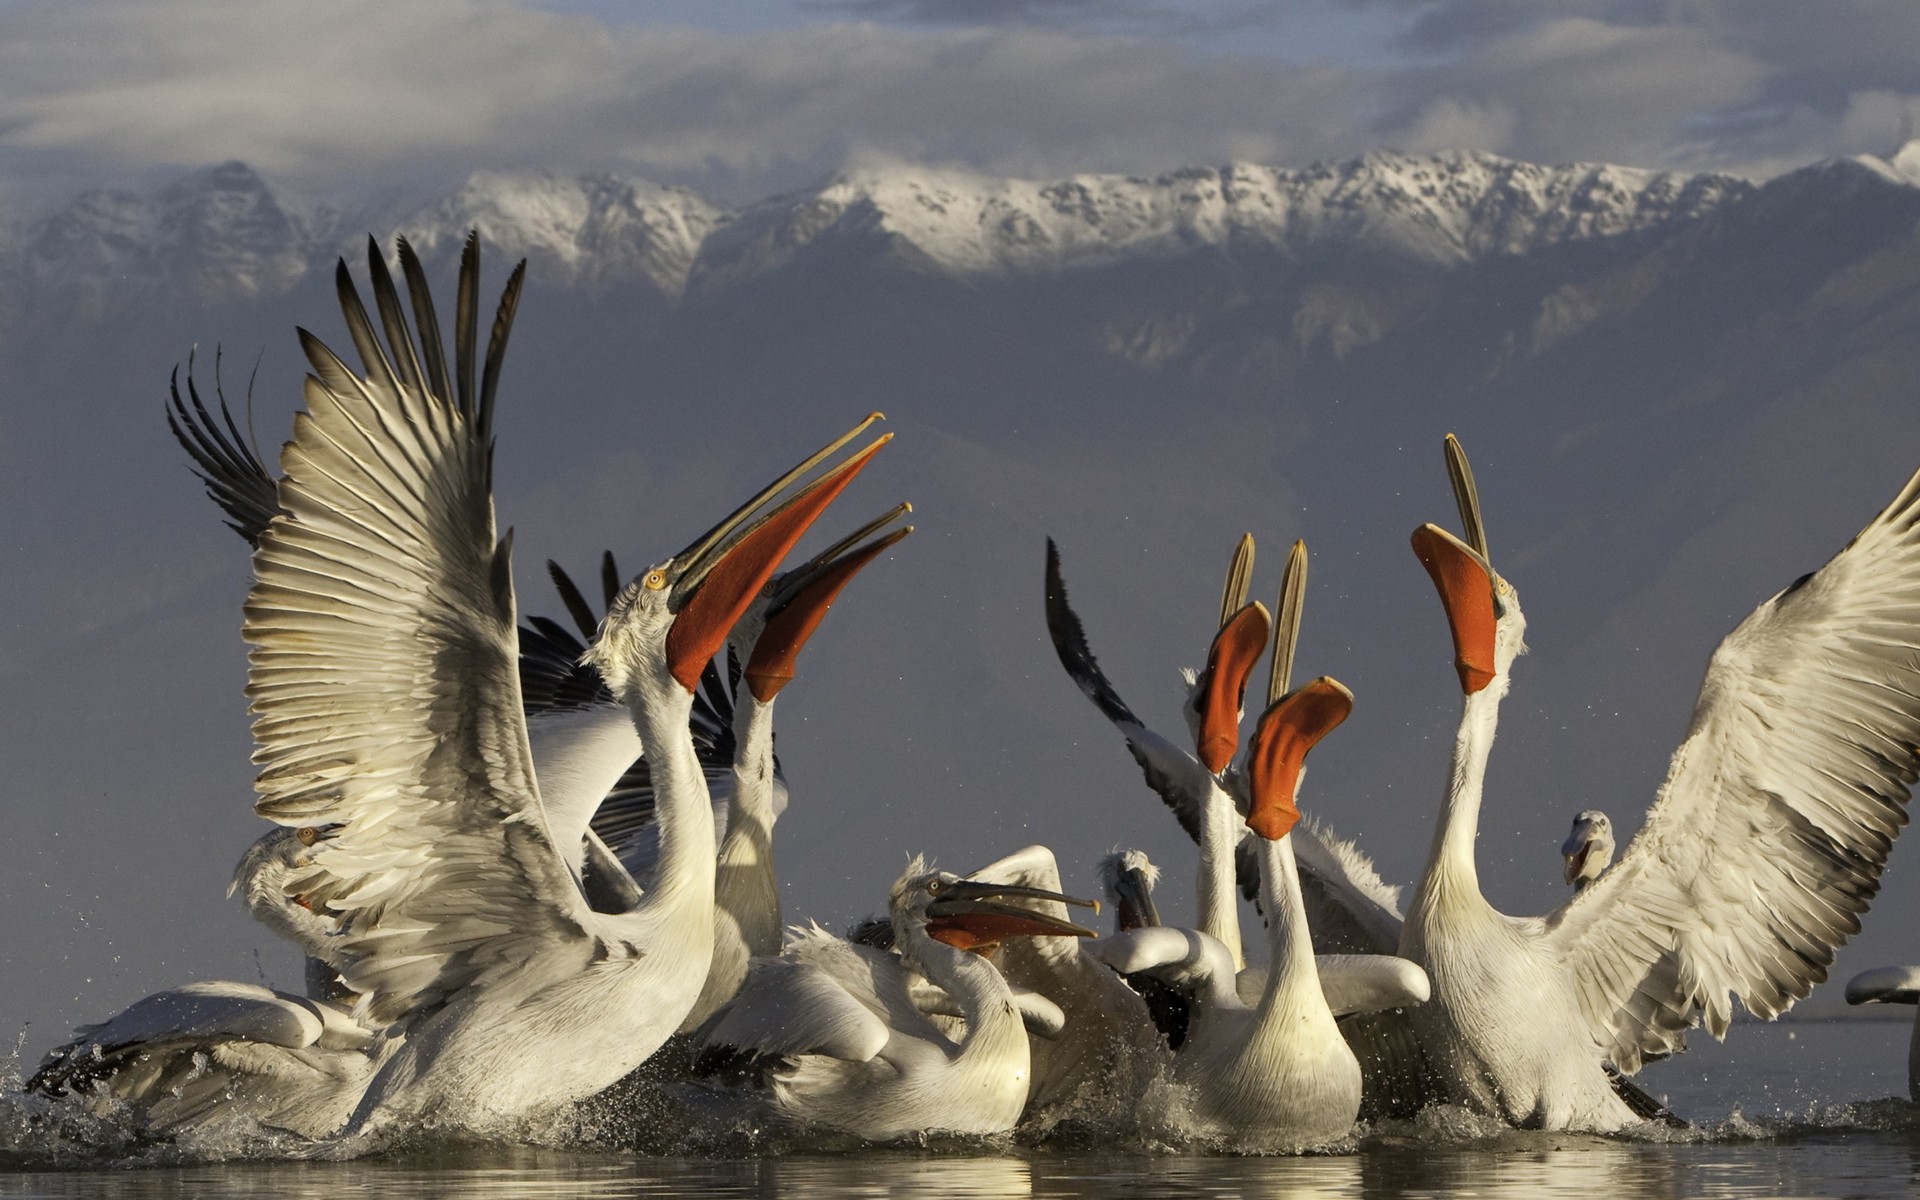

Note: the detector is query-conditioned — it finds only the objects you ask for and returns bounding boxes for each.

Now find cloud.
[1362,1,1920,170]
[0,0,1917,212]
[0,0,1385,205]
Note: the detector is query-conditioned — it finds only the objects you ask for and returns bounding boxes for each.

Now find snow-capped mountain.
[692,153,1750,291]
[0,150,1768,313]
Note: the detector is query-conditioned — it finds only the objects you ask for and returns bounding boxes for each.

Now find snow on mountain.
[9,161,332,312]
[0,150,1772,318]
[688,153,1752,292]
[382,171,722,296]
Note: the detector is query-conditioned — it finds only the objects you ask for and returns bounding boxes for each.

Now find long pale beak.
[1195,601,1272,774]
[664,427,891,690]
[926,881,1100,950]
[1111,865,1161,932]
[745,505,913,701]
[674,412,885,585]
[1245,676,1352,841]
[1412,523,1499,695]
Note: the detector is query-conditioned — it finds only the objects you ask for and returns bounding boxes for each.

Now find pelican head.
[889,858,1100,961]
[1096,849,1162,932]
[1245,677,1354,841]
[1846,966,1920,1006]
[1412,434,1527,697]
[587,415,891,698]
[1561,809,1615,890]
[228,826,344,959]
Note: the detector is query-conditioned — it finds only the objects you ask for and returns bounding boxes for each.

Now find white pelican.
[1087,544,1426,1147]
[1090,674,1425,1147]
[239,234,892,1135]
[957,844,1168,1127]
[1395,433,1920,1130]
[584,507,914,1030]
[29,981,387,1140]
[1561,810,1615,893]
[1845,967,1920,1101]
[1044,537,1270,970]
[693,861,1098,1139]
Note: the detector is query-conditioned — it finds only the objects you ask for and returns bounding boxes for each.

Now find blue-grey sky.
[0,0,1918,211]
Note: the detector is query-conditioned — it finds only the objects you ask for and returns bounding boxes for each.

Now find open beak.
[1412,523,1499,695]
[1560,820,1596,885]
[1195,601,1273,774]
[926,880,1100,951]
[1245,676,1352,841]
[662,418,890,689]
[1111,865,1161,932]
[744,504,913,701]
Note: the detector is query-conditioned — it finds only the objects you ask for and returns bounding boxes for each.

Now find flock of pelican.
[27,234,1920,1151]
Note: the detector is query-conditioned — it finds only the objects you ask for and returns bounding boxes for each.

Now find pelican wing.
[167,354,284,544]
[1292,817,1407,956]
[701,924,927,1062]
[245,236,598,1028]
[1546,463,1920,1072]
[1044,539,1217,841]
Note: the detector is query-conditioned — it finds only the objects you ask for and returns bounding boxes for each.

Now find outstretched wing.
[1044,539,1218,841]
[1545,461,1920,1072]
[167,350,284,544]
[245,234,597,1028]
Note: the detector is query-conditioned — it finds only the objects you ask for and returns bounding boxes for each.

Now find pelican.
[1845,967,1920,1101]
[1395,433,1920,1130]
[1044,537,1270,970]
[585,507,914,1030]
[1087,544,1425,1147]
[1561,810,1615,893]
[693,861,1098,1139]
[222,234,890,1135]
[957,844,1168,1128]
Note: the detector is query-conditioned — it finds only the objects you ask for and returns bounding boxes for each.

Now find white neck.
[718,692,781,956]
[1410,683,1502,928]
[906,926,1023,1054]
[1245,834,1327,1037]
[626,677,718,916]
[1198,777,1245,972]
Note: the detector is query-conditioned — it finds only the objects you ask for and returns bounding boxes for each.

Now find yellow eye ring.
[644,570,668,591]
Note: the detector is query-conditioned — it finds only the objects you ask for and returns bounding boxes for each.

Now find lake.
[1,1019,1917,1198]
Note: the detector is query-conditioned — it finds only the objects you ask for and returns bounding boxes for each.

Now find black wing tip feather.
[1043,537,1142,728]
[548,559,602,642]
[166,347,283,545]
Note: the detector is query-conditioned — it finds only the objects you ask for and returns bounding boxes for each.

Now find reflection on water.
[4,1139,1920,1200]
[2,1023,1919,1198]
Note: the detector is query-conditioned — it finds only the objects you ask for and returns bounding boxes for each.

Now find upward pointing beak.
[1412,523,1499,695]
[665,430,890,690]
[744,506,912,701]
[1195,601,1272,774]
[1245,677,1352,840]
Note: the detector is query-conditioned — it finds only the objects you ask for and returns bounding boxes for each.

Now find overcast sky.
[1,0,1919,211]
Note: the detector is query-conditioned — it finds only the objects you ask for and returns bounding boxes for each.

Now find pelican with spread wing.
[1398,434,1920,1129]
[237,234,891,1134]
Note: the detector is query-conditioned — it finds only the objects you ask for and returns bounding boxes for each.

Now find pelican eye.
[925,878,946,895]
[643,570,668,591]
